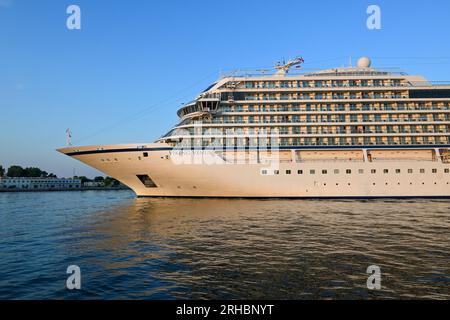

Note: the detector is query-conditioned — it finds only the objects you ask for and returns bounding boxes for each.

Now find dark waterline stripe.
[136,195,450,200]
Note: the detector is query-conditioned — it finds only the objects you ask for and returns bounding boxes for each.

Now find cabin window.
[384,169,389,174]
[432,169,437,173]
[358,169,364,174]
[408,169,413,173]
[286,170,291,175]
[298,170,303,175]
[396,169,401,174]
[322,170,327,174]
[334,169,340,174]
[371,169,377,174]
[445,168,449,173]
[143,152,148,157]
[274,170,280,175]
[420,169,425,173]
[310,170,316,174]
[261,169,268,175]
[346,169,351,174]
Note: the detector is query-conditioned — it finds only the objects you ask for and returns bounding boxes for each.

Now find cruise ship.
[58,57,450,198]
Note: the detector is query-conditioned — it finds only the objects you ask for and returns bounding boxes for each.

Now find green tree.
[94,176,105,182]
[0,165,4,177]
[76,176,91,184]
[104,177,119,187]
[7,165,24,177]
[23,167,44,177]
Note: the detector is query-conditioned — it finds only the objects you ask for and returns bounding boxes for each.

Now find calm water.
[0,190,449,299]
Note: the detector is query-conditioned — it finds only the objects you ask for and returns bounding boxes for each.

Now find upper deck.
[163,57,450,149]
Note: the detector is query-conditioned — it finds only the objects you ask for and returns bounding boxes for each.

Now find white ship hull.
[58,143,450,198]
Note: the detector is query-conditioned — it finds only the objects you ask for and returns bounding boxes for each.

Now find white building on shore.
[0,177,81,190]
[83,181,105,187]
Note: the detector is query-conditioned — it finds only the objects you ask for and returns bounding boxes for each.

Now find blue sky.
[1,0,450,177]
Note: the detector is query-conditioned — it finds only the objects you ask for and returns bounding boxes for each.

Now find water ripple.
[0,191,449,299]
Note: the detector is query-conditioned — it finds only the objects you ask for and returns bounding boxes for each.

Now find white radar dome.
[357,57,371,68]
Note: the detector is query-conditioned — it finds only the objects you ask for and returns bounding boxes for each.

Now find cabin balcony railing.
[219,107,450,114]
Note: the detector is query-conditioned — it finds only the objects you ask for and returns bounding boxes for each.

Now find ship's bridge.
[177,95,221,119]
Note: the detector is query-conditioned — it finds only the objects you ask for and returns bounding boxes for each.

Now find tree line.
[0,165,119,187]
[0,165,56,178]
[73,175,120,187]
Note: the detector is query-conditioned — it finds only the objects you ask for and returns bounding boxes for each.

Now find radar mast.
[274,57,305,75]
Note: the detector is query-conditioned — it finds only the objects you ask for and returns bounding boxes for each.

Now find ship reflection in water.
[0,190,449,299]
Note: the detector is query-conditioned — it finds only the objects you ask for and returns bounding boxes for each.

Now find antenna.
[66,128,72,146]
[274,56,305,75]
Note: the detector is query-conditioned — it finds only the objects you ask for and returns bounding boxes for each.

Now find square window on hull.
[137,174,157,188]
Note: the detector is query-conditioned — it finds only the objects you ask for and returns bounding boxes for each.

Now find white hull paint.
[58,143,450,198]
